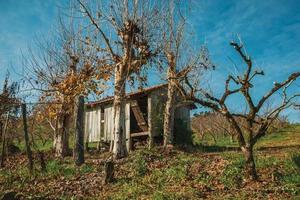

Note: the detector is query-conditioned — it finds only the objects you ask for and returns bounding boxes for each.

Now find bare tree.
[175,40,300,180]
[161,1,184,147]
[78,0,161,159]
[24,23,106,158]
[192,112,234,143]
[158,0,213,147]
[0,73,19,167]
[192,111,288,144]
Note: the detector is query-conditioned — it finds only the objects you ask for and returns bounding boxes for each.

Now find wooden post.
[0,112,9,168]
[84,111,90,152]
[148,96,153,149]
[38,151,46,172]
[0,122,3,144]
[74,96,85,166]
[96,109,102,151]
[21,104,34,173]
[103,159,114,184]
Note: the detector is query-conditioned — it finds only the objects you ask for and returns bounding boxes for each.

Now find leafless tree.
[175,40,300,180]
[23,22,104,158]
[0,73,19,167]
[77,0,162,159]
[158,0,213,147]
[192,112,234,143]
[192,111,288,144]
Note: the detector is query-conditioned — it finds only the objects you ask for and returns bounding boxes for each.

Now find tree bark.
[55,103,71,158]
[241,145,257,180]
[22,104,34,173]
[74,96,85,166]
[163,75,176,147]
[112,65,128,159]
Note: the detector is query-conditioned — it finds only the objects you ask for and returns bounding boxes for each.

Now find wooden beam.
[148,96,153,149]
[130,100,148,131]
[131,131,149,137]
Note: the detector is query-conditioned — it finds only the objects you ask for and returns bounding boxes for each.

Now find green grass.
[257,124,300,148]
[1,124,300,199]
[194,124,300,149]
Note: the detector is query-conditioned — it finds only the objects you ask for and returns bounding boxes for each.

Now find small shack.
[84,84,196,151]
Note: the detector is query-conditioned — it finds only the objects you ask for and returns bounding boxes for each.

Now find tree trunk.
[74,96,85,166]
[55,104,71,158]
[52,119,58,150]
[163,68,176,147]
[112,65,127,159]
[241,145,257,180]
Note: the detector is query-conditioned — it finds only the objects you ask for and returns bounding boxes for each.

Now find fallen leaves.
[0,147,299,199]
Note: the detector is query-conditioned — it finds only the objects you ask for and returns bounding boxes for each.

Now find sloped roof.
[86,83,168,108]
[86,83,197,110]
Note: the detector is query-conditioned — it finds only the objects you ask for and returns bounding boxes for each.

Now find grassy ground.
[0,125,300,199]
[194,124,300,148]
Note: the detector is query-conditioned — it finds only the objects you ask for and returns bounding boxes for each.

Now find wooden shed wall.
[103,106,114,141]
[149,87,168,137]
[85,103,131,143]
[84,108,101,142]
[85,86,193,144]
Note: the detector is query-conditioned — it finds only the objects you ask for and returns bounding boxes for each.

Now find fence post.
[21,103,34,173]
[0,112,9,168]
[74,96,85,166]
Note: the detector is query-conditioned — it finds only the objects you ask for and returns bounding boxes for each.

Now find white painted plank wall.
[84,109,101,142]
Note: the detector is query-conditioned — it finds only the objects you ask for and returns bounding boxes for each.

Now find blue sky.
[0,0,299,121]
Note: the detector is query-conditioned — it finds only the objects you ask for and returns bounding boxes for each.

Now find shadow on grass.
[193,144,300,153]
[256,145,300,151]
[194,144,240,153]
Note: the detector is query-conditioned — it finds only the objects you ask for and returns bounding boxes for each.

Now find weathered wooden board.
[125,103,131,151]
[130,100,148,131]
[104,106,114,142]
[84,109,101,142]
[84,84,193,146]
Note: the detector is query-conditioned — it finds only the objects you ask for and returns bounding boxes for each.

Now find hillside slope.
[0,125,299,199]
